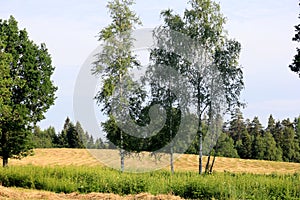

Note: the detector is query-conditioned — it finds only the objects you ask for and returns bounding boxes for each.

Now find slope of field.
[9,148,300,174]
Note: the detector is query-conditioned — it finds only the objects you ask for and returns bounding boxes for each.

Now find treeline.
[187,109,300,163]
[33,113,300,163]
[31,117,106,149]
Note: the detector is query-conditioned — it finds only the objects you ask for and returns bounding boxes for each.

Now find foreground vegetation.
[0,165,299,199]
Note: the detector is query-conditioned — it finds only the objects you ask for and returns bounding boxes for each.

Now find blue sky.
[0,0,299,135]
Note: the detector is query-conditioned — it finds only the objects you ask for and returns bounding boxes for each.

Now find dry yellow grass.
[0,186,182,200]
[174,154,300,174]
[8,148,300,174]
[10,148,102,167]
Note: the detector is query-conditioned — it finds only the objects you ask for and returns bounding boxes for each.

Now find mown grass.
[0,165,299,199]
[10,149,300,174]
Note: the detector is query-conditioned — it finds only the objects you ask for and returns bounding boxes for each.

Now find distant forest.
[32,117,106,149]
[33,110,300,163]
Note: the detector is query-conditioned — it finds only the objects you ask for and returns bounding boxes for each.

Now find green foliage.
[66,123,84,149]
[252,135,266,160]
[0,50,12,123]
[93,0,142,172]
[156,0,244,174]
[0,165,299,199]
[102,108,180,153]
[270,118,300,162]
[185,119,208,155]
[248,117,263,137]
[289,2,300,77]
[229,108,246,142]
[55,118,98,149]
[296,116,300,138]
[215,133,239,158]
[29,118,105,149]
[0,16,57,166]
[295,117,300,159]
[185,114,300,163]
[30,126,56,148]
[93,0,141,114]
[267,114,276,132]
[236,129,252,159]
[264,131,282,161]
[282,126,299,162]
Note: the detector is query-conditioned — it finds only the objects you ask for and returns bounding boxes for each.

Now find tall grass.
[0,165,299,199]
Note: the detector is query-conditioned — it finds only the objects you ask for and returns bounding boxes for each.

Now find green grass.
[0,165,299,199]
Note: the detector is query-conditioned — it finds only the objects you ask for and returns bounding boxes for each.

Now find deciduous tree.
[156,0,244,174]
[92,0,141,172]
[0,16,57,167]
[289,2,300,77]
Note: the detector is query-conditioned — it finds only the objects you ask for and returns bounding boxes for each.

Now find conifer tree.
[236,129,252,159]
[264,131,282,161]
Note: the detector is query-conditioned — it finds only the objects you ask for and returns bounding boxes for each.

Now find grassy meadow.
[0,148,299,199]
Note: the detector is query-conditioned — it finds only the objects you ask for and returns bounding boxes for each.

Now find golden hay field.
[9,148,300,174]
[0,186,182,200]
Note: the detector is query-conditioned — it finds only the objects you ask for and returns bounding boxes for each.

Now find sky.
[0,0,299,136]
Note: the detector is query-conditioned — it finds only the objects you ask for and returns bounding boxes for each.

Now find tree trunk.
[2,131,9,167]
[198,120,203,174]
[3,156,8,167]
[120,149,125,172]
[170,141,174,174]
[205,153,211,174]
[209,154,216,174]
[168,83,174,174]
[119,73,125,172]
[199,132,202,174]
[170,109,174,174]
[120,130,124,172]
[197,78,203,175]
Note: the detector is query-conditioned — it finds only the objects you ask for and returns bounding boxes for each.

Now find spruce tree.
[215,132,239,158]
[264,131,282,161]
[236,129,252,159]
[229,108,246,142]
[66,123,84,149]
[267,115,276,133]
[249,117,264,159]
[281,125,300,162]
